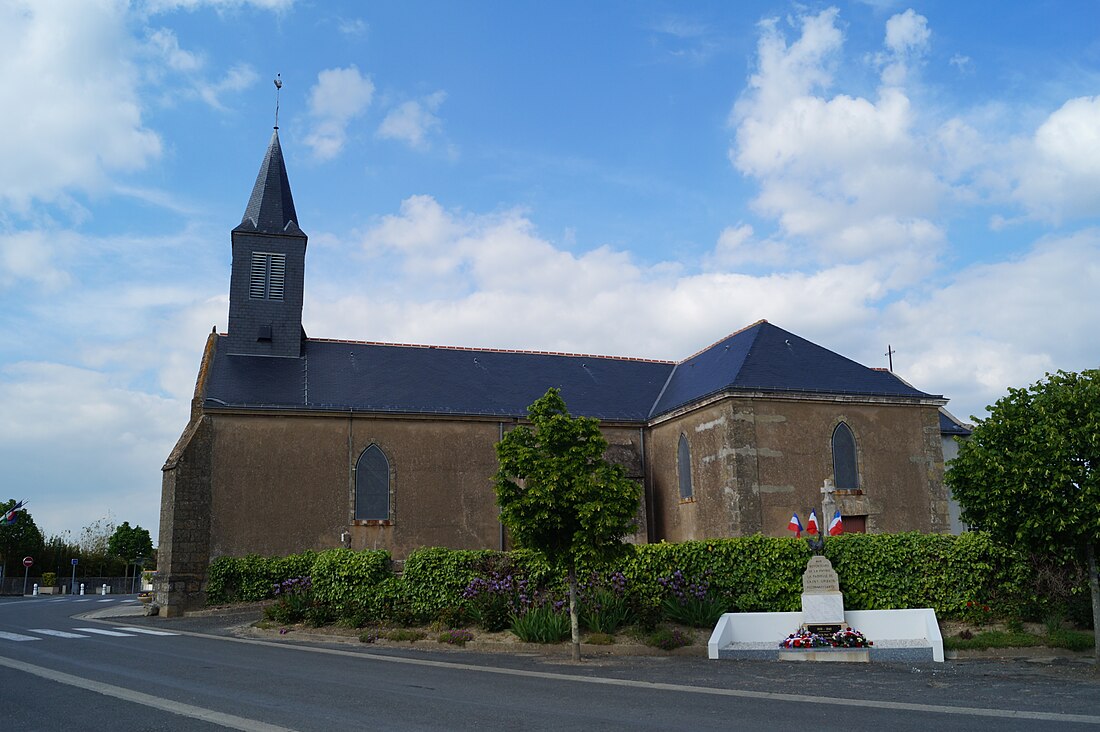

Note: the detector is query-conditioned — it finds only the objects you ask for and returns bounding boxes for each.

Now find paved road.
[1,596,1098,731]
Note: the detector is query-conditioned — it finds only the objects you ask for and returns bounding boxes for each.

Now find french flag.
[806,510,819,535]
[787,512,803,538]
[1,499,26,526]
[828,510,844,536]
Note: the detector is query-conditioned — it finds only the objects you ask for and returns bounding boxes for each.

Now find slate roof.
[234,130,303,236]
[650,321,938,416]
[202,320,943,422]
[939,409,973,436]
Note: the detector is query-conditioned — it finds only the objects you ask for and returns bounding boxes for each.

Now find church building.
[156,130,952,615]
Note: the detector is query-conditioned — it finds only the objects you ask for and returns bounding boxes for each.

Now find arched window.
[677,433,693,500]
[355,445,390,521]
[831,422,858,491]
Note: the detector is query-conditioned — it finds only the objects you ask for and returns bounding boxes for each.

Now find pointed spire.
[237,129,303,236]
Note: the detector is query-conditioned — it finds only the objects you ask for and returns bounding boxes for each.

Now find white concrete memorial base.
[707,608,944,663]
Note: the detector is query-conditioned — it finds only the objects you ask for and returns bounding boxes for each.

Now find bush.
[579,572,633,634]
[645,627,691,651]
[385,628,427,642]
[586,632,614,645]
[200,533,1093,632]
[511,604,570,643]
[41,572,57,588]
[657,570,729,628]
[438,629,474,646]
[310,549,392,618]
[263,576,313,624]
[463,571,527,632]
[401,547,494,624]
[1046,628,1094,652]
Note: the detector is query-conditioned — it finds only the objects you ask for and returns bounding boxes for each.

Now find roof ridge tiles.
[303,336,675,364]
[675,318,769,364]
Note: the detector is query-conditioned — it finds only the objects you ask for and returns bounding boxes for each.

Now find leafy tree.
[494,388,641,661]
[108,522,154,563]
[0,499,45,579]
[946,370,1100,660]
[109,522,155,591]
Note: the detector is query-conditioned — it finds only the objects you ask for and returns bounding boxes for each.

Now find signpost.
[70,557,78,595]
[22,556,32,597]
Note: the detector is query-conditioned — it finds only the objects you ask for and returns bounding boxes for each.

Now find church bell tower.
[225,129,307,358]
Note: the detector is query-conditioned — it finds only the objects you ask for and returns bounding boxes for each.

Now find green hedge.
[203,533,1087,626]
[309,549,392,618]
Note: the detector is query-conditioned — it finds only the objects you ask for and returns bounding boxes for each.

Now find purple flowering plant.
[462,571,528,631]
[264,575,313,624]
[656,569,728,628]
[578,571,633,634]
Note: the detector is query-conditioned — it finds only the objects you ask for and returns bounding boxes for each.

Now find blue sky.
[1,0,1098,543]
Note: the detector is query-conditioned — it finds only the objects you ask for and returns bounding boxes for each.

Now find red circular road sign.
[22,557,33,567]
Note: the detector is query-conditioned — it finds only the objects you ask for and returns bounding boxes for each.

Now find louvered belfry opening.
[249,252,286,301]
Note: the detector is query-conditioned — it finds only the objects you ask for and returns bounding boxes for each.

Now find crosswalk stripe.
[0,631,41,642]
[115,627,179,636]
[72,628,135,637]
[29,629,90,639]
[95,599,116,603]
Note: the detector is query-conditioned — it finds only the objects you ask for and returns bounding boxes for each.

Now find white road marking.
[29,629,90,638]
[0,655,298,732]
[0,631,41,642]
[72,628,135,637]
[115,627,179,636]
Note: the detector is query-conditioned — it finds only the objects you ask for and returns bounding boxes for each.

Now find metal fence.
[0,576,138,596]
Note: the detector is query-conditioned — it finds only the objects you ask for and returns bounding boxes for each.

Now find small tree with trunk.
[108,522,155,591]
[946,369,1100,662]
[494,388,641,661]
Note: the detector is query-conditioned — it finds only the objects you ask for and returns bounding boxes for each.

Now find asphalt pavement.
[111,601,1100,717]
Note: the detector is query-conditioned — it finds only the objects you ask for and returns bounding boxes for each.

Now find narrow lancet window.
[832,422,859,491]
[677,433,693,500]
[355,445,390,521]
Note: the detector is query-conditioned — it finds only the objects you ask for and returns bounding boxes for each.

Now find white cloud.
[147,27,203,71]
[337,17,368,36]
[305,66,375,161]
[879,9,930,86]
[881,228,1100,419]
[0,1,162,209]
[1013,96,1100,222]
[731,9,944,267]
[197,63,259,110]
[377,91,447,150]
[142,0,294,12]
[0,360,182,537]
[309,195,889,360]
[0,230,74,290]
[706,224,789,269]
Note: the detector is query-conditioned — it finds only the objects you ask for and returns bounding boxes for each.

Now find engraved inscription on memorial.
[801,555,844,631]
[802,555,840,593]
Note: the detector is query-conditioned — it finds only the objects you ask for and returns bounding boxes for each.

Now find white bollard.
[33,583,38,596]
[80,583,85,595]
[101,584,107,595]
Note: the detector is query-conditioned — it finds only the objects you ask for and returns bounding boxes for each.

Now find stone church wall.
[202,413,647,563]
[647,396,949,543]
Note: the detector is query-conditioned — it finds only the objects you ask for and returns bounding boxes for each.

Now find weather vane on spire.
[274,73,283,130]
